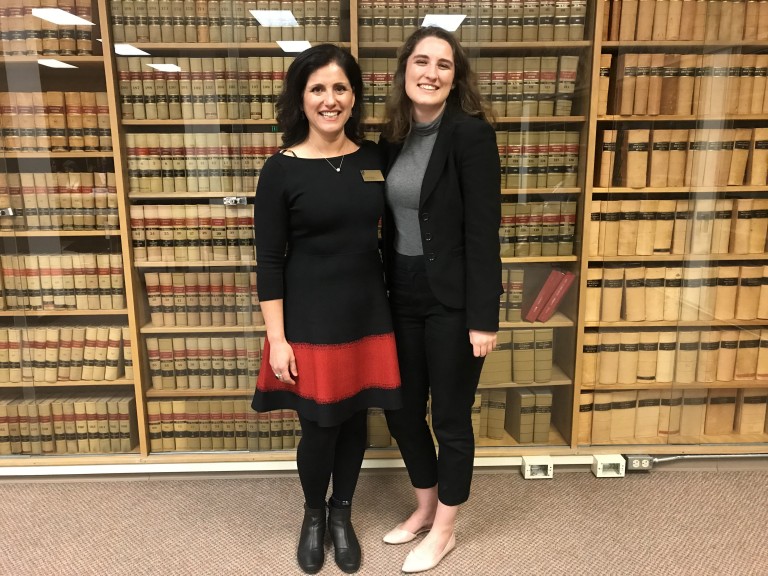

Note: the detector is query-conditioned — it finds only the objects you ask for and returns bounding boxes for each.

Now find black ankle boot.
[327,502,361,573]
[297,504,326,574]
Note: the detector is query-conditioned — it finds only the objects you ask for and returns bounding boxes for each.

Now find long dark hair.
[382,27,488,143]
[276,44,364,148]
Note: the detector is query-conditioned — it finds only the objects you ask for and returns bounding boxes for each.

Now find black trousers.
[296,410,367,509]
[385,253,485,506]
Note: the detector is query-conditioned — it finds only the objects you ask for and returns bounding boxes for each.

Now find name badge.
[361,169,385,182]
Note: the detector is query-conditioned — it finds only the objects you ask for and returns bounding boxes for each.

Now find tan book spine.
[694,266,716,320]
[689,198,715,254]
[617,332,640,384]
[145,337,162,389]
[651,199,675,255]
[615,53,639,116]
[735,328,760,380]
[747,198,768,253]
[656,332,678,384]
[172,337,188,389]
[643,265,666,321]
[714,265,740,320]
[617,200,640,255]
[198,337,213,389]
[104,327,123,382]
[747,128,768,186]
[597,130,617,188]
[674,54,696,115]
[158,337,175,389]
[581,331,599,388]
[637,331,659,384]
[659,390,683,438]
[91,327,109,381]
[578,390,595,445]
[750,55,768,114]
[609,390,637,440]
[758,329,768,378]
[634,390,661,439]
[591,391,613,444]
[735,265,762,320]
[597,53,612,116]
[666,129,688,187]
[585,267,602,322]
[716,329,739,381]
[728,128,753,185]
[646,53,666,115]
[679,388,707,436]
[674,331,699,383]
[598,332,620,385]
[711,199,734,254]
[677,266,701,321]
[696,330,720,382]
[622,265,646,321]
[734,388,768,433]
[652,0,670,39]
[158,272,174,326]
[621,129,650,188]
[703,389,737,435]
[211,337,225,389]
[600,266,624,322]
[661,266,682,321]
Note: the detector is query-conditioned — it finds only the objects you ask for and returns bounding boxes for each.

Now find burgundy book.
[538,271,576,322]
[523,269,565,322]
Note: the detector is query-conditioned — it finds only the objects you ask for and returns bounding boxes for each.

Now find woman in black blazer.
[378,26,502,573]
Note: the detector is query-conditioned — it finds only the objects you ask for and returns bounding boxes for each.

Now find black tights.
[296,410,367,509]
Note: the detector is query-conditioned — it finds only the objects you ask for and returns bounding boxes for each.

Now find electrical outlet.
[625,455,653,471]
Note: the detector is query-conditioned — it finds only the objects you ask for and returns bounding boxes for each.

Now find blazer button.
[426,252,436,262]
[421,212,430,222]
[424,232,432,242]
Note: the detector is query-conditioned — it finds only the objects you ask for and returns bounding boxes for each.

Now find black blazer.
[380,105,502,332]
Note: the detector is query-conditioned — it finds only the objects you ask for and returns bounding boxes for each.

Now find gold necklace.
[309,140,345,173]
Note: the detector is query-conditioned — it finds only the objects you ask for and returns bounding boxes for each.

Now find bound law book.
[578,391,593,445]
[591,391,613,444]
[734,388,768,434]
[537,271,575,322]
[617,332,640,385]
[637,331,659,384]
[504,387,535,444]
[635,389,661,439]
[581,332,599,388]
[610,390,637,441]
[522,269,564,322]
[704,389,737,435]
[598,332,620,385]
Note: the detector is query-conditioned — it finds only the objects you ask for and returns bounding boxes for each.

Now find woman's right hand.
[270,340,298,385]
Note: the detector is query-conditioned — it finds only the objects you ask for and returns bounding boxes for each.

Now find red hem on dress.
[257,333,401,404]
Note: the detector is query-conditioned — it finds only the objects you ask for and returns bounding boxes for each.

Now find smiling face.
[302,62,355,142]
[404,36,455,123]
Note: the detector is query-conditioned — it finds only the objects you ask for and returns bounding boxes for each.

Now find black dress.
[252,140,401,427]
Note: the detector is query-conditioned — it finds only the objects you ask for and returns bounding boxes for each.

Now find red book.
[538,271,576,322]
[523,270,565,322]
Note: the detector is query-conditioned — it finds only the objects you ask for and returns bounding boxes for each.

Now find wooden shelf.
[592,254,768,262]
[146,388,254,398]
[502,187,581,195]
[587,432,768,446]
[502,255,577,264]
[1,151,113,158]
[127,42,351,51]
[478,364,572,390]
[140,323,266,334]
[601,40,768,48]
[129,192,256,199]
[0,379,134,389]
[134,260,255,268]
[121,119,277,126]
[360,41,590,50]
[363,116,586,125]
[598,114,768,122]
[0,309,128,317]
[585,319,768,328]
[476,425,569,448]
[0,230,119,237]
[0,55,104,64]
[500,311,574,328]
[589,380,768,391]
[592,186,768,194]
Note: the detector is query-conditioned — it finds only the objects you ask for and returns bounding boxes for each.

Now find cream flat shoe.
[382,523,432,545]
[401,533,456,573]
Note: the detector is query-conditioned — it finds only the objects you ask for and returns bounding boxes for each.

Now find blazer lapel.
[419,109,459,208]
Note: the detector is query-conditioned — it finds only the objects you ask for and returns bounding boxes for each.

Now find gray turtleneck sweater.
[385,113,442,256]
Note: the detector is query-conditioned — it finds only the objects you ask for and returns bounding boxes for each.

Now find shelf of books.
[573,0,768,454]
[2,0,766,467]
[0,0,146,462]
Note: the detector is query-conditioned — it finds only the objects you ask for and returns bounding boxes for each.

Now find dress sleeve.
[254,155,289,301]
[459,119,503,332]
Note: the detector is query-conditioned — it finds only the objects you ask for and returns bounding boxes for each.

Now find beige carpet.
[1,468,767,576]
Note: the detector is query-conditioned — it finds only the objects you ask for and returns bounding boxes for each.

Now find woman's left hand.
[469,330,497,358]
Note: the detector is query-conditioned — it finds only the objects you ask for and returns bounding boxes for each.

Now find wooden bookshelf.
[1,0,766,466]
